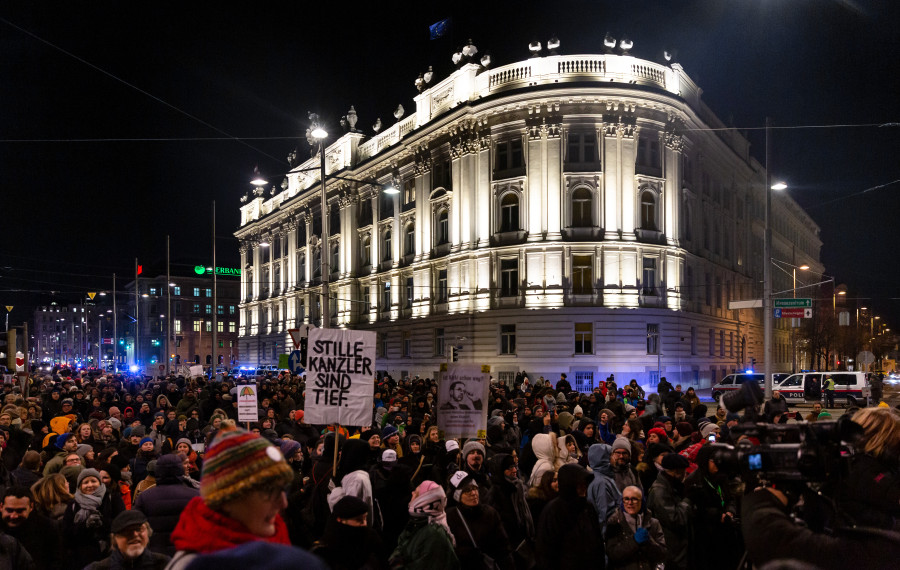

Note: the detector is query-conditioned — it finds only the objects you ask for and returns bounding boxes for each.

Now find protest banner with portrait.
[304,327,376,427]
[438,363,490,439]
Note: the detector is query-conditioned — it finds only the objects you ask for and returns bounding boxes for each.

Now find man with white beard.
[85,510,169,569]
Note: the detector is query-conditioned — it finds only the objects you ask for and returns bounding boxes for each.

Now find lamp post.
[310,116,330,329]
[763,115,786,399]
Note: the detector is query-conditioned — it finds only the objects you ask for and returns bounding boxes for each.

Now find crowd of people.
[0,368,895,570]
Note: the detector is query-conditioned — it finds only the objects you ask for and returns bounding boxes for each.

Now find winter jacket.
[133,477,200,557]
[646,472,692,570]
[535,464,605,570]
[446,503,514,570]
[741,489,900,569]
[84,548,170,570]
[837,452,900,531]
[390,516,459,570]
[2,510,64,570]
[587,444,621,527]
[605,507,667,570]
[483,458,534,547]
[527,433,560,488]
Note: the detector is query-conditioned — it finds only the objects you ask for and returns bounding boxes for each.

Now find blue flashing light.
[129,365,140,373]
[745,368,754,374]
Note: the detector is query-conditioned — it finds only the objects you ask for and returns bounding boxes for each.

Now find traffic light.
[300,337,308,367]
[451,345,460,362]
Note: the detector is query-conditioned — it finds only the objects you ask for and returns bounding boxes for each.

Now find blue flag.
[429,17,451,40]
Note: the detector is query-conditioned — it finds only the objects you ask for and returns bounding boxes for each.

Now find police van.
[711,372,791,402]
[774,371,870,405]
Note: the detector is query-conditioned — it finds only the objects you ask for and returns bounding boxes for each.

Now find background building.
[236,44,822,389]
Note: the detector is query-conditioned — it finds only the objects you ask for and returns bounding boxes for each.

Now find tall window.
[566,132,599,169]
[575,323,592,354]
[433,159,452,189]
[647,324,660,354]
[193,320,202,332]
[404,224,415,256]
[434,328,445,357]
[572,188,593,227]
[437,211,449,245]
[361,239,371,267]
[297,253,305,281]
[383,231,392,262]
[640,191,658,230]
[500,324,516,355]
[405,277,414,308]
[636,136,661,173]
[173,286,181,296]
[642,258,657,295]
[402,332,411,357]
[362,287,370,313]
[205,304,212,315]
[495,138,524,174]
[437,269,448,302]
[217,321,224,333]
[500,194,519,232]
[193,288,200,297]
[174,320,182,334]
[330,244,339,275]
[382,283,391,310]
[500,259,518,297]
[572,255,593,295]
[403,178,416,205]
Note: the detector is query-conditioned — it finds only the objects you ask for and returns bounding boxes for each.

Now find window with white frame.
[402,331,411,357]
[500,259,518,297]
[361,238,370,267]
[636,136,661,172]
[434,328,445,357]
[640,190,658,231]
[174,320,182,334]
[382,282,391,310]
[575,323,593,354]
[437,269,448,302]
[383,231,392,262]
[572,255,593,295]
[404,224,415,256]
[566,131,600,170]
[572,188,593,227]
[500,194,519,232]
[647,324,660,354]
[436,210,449,245]
[500,324,516,355]
[495,138,524,177]
[642,258,657,295]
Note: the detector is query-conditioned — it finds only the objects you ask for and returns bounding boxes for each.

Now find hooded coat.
[587,444,622,527]
[483,454,534,547]
[647,471,693,570]
[527,433,560,488]
[684,445,741,569]
[535,464,605,570]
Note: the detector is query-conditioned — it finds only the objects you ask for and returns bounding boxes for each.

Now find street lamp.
[310,114,330,329]
[763,117,786,399]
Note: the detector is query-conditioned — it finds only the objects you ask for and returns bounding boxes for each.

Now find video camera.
[710,380,863,486]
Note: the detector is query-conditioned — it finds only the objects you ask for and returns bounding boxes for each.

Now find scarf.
[73,483,106,524]
[170,496,291,554]
[507,477,535,540]
[623,511,643,533]
[408,481,455,545]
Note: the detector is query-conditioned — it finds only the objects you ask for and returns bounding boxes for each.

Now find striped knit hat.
[200,427,293,508]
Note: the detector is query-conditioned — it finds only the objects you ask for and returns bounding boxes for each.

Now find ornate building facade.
[236,48,822,390]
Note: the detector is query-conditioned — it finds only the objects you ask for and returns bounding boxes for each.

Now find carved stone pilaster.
[665,116,685,151]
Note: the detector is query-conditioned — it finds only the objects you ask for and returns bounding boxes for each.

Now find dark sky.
[1,1,898,326]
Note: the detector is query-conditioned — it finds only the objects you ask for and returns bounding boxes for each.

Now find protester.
[604,485,666,570]
[84,510,169,569]
[390,480,459,570]
[1,486,64,569]
[133,454,200,556]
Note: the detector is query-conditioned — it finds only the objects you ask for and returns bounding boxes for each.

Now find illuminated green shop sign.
[194,266,241,276]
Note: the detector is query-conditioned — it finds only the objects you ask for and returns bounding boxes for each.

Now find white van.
[775,371,870,405]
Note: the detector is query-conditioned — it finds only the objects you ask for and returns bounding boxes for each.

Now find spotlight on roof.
[619,37,633,53]
[423,66,434,84]
[528,40,542,55]
[603,34,616,50]
[480,53,491,67]
[452,51,462,65]
[663,50,673,62]
[461,39,477,57]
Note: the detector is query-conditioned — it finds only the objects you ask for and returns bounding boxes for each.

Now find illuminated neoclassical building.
[235,43,822,389]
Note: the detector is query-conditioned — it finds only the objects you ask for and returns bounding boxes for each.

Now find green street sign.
[774,298,812,308]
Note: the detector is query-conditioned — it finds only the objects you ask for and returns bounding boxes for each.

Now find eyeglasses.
[623,497,641,503]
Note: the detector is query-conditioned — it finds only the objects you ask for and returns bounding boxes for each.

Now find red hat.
[648,427,669,442]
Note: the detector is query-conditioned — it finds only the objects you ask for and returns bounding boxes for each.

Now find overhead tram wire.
[0,16,287,166]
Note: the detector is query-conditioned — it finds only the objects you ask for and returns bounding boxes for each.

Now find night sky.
[1,1,898,327]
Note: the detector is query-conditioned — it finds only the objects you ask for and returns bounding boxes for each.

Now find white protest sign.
[189,365,204,377]
[236,384,259,423]
[304,328,376,427]
[438,363,490,439]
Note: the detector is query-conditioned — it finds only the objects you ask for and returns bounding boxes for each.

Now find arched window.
[640,190,657,231]
[437,211,449,245]
[383,231,393,262]
[500,194,519,232]
[572,188,592,227]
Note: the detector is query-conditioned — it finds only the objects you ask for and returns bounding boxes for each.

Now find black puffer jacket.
[133,476,199,556]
